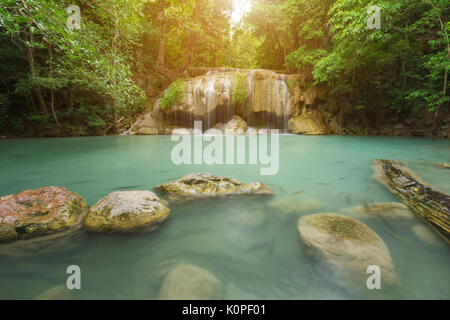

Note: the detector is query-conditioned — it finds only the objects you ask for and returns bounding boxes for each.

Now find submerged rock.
[229,209,267,228]
[268,193,323,214]
[157,173,273,200]
[298,213,398,287]
[341,202,415,220]
[412,224,442,246]
[34,285,74,300]
[159,264,223,300]
[0,187,88,242]
[84,191,170,232]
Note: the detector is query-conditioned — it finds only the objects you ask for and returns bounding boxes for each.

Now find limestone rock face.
[298,213,398,287]
[135,114,159,135]
[0,187,88,242]
[341,202,415,220]
[84,191,170,232]
[288,111,329,135]
[125,68,328,134]
[158,173,273,199]
[159,264,223,300]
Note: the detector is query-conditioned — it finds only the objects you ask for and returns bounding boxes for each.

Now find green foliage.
[249,0,449,116]
[0,0,146,136]
[159,79,185,110]
[287,78,297,92]
[232,72,248,107]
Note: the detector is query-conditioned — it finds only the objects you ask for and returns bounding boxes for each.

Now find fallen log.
[372,159,450,245]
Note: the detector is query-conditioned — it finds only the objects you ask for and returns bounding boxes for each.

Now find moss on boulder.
[84,191,170,232]
[341,202,415,220]
[0,186,88,242]
[298,213,398,288]
[159,264,223,300]
[157,173,273,200]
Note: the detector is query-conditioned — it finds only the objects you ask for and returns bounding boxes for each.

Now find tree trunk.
[48,46,60,127]
[182,0,200,71]
[372,159,450,245]
[23,32,48,116]
[157,11,165,68]
[112,20,121,134]
[424,0,449,96]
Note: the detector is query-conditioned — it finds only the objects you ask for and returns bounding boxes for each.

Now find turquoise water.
[0,135,449,300]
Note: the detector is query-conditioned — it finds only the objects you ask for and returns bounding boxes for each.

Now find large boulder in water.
[341,202,415,220]
[34,285,76,300]
[157,173,273,200]
[0,187,88,242]
[298,213,398,287]
[159,264,223,300]
[84,191,170,232]
[268,193,323,214]
[224,115,248,135]
[288,110,329,135]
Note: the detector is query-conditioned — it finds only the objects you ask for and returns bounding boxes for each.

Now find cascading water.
[204,75,216,129]
[280,74,290,131]
[157,68,294,133]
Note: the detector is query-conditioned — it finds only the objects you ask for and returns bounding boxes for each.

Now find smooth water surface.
[0,135,449,299]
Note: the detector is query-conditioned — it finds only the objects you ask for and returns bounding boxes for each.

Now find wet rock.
[137,127,159,135]
[159,264,223,300]
[341,202,415,220]
[298,213,398,287]
[412,224,442,246]
[157,173,273,200]
[268,194,323,214]
[84,191,170,232]
[288,111,329,135]
[224,115,248,135]
[229,209,266,228]
[171,128,194,135]
[34,285,74,300]
[136,114,159,135]
[435,163,450,169]
[0,187,88,242]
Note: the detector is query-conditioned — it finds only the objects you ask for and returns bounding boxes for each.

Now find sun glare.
[231,0,252,25]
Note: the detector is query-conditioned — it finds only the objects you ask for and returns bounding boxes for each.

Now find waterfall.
[246,70,256,125]
[163,68,294,132]
[280,74,290,131]
[204,75,216,129]
[223,76,233,122]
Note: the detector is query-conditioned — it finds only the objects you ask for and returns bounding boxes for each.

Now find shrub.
[232,71,248,107]
[159,79,185,110]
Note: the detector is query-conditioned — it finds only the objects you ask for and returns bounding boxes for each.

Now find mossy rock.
[34,285,78,300]
[157,173,273,200]
[84,191,170,232]
[341,202,415,220]
[159,264,223,300]
[298,213,398,288]
[268,193,323,214]
[0,187,88,242]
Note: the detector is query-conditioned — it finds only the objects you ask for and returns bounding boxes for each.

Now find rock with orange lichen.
[0,187,88,242]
